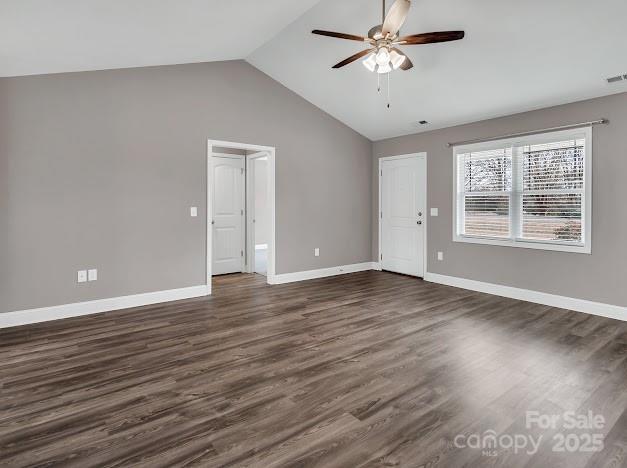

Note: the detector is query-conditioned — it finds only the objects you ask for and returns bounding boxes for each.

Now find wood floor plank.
[1,271,626,467]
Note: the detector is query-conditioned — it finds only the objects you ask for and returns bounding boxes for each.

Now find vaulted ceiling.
[3,0,627,140]
[0,0,320,76]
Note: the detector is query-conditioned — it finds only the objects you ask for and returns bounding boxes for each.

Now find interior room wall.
[373,92,627,307]
[0,60,372,313]
[0,84,8,305]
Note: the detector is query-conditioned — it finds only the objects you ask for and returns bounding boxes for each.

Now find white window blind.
[458,147,512,239]
[454,127,591,253]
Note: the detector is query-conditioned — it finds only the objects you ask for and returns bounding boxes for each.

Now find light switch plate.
[437,251,444,261]
[314,248,320,257]
[88,269,98,281]
[77,270,87,283]
[430,208,439,216]
[190,206,198,217]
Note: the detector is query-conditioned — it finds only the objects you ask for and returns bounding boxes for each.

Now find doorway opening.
[207,140,276,294]
[378,153,427,278]
[247,152,270,276]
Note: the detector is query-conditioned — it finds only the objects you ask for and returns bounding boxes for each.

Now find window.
[453,127,591,253]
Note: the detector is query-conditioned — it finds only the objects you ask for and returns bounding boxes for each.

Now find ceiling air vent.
[607,74,624,84]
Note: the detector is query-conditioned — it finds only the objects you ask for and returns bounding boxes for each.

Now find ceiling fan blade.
[332,49,373,69]
[397,31,465,45]
[382,0,411,37]
[391,48,413,70]
[400,57,413,70]
[312,30,370,42]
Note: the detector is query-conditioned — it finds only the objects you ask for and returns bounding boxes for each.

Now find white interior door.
[212,156,244,275]
[381,155,426,277]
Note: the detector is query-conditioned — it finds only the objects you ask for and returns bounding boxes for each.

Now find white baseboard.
[269,262,378,285]
[1,285,209,329]
[424,272,627,322]
[11,268,619,328]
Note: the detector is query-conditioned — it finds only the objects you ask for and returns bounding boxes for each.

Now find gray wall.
[0,60,372,312]
[0,84,7,306]
[373,92,627,307]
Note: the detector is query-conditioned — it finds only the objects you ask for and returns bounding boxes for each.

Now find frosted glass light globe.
[375,48,391,66]
[377,63,392,74]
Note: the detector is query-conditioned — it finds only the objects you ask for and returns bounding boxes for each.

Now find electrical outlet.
[88,269,98,281]
[314,248,320,257]
[430,208,439,216]
[77,270,87,283]
[437,251,444,261]
[190,206,198,217]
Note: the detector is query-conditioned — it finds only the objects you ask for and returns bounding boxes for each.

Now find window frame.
[452,127,592,254]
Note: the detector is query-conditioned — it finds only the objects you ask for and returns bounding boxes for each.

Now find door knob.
[211,220,215,225]
[417,220,422,225]
[418,212,422,217]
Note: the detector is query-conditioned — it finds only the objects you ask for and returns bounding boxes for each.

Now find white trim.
[207,140,277,292]
[269,262,377,285]
[0,285,209,329]
[451,235,589,253]
[377,153,422,162]
[246,151,270,274]
[211,152,245,159]
[424,272,627,322]
[452,126,592,254]
[209,139,274,153]
[378,152,428,278]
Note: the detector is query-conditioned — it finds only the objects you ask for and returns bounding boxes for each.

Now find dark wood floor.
[1,271,626,467]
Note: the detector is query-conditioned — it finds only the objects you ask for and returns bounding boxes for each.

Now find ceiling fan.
[312,0,464,74]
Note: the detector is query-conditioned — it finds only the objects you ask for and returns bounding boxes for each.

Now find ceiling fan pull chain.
[387,72,391,108]
[377,72,381,92]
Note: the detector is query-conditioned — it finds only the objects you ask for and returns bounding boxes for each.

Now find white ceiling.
[248,0,627,140]
[0,0,319,77]
[2,0,627,140]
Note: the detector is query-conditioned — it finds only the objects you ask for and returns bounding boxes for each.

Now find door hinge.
[380,212,383,219]
[380,254,383,260]
[241,209,244,215]
[380,169,382,176]
[241,250,244,257]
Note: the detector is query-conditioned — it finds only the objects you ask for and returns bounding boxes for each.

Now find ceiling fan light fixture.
[390,49,406,69]
[377,62,392,74]
[312,0,465,104]
[362,53,377,72]
[375,47,391,66]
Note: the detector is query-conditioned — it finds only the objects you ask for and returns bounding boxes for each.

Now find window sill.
[453,234,591,254]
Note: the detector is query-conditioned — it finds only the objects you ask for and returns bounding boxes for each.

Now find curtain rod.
[446,119,608,148]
